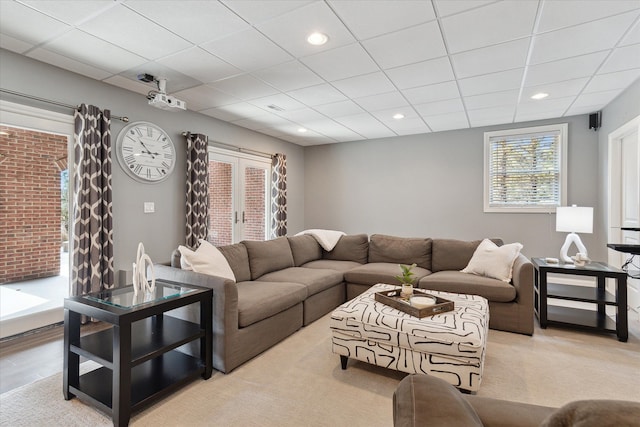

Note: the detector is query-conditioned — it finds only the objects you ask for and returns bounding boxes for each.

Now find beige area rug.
[2,314,639,427]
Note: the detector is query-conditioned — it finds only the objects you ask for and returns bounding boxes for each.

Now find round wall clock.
[115,121,176,183]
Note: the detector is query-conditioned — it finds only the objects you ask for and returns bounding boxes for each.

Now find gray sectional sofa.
[154,233,534,374]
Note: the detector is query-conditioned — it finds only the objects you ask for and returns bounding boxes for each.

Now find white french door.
[608,115,640,319]
[208,149,271,245]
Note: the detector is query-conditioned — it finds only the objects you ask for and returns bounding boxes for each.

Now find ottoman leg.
[340,355,348,370]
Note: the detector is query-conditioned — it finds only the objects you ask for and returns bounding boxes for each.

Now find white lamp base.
[560,232,588,263]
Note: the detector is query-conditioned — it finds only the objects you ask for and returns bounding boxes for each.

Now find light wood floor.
[0,322,107,394]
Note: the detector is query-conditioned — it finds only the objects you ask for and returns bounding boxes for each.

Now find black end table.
[63,280,212,427]
[532,258,628,342]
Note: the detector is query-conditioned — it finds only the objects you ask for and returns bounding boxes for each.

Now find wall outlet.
[144,202,155,213]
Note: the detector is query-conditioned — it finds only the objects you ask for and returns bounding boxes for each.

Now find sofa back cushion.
[288,235,322,266]
[431,238,504,272]
[322,234,369,264]
[242,237,295,279]
[217,243,252,283]
[368,234,432,269]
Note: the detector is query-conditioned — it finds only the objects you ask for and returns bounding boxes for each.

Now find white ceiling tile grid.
[0,0,639,145]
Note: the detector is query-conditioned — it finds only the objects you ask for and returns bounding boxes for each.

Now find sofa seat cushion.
[419,271,516,302]
[302,259,363,272]
[236,280,307,328]
[258,267,344,296]
[345,262,431,286]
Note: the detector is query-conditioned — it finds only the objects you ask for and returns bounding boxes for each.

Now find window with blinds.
[484,124,567,213]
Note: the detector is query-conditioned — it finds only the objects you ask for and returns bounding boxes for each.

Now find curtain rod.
[0,88,129,122]
[181,131,273,159]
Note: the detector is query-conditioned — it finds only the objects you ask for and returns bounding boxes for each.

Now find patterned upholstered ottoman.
[330,283,489,392]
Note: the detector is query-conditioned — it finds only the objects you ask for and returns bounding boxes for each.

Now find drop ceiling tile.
[42,30,147,74]
[383,116,429,133]
[515,109,569,122]
[370,106,420,124]
[0,1,70,45]
[565,103,603,116]
[451,38,529,79]
[530,11,639,65]
[303,119,363,141]
[248,93,306,112]
[464,90,519,110]
[599,43,640,73]
[103,75,151,95]
[467,106,515,127]
[386,57,454,89]
[119,62,202,93]
[414,98,464,117]
[571,89,622,109]
[433,0,495,18]
[126,1,250,44]
[172,85,240,111]
[20,1,115,25]
[200,102,267,122]
[524,51,609,87]
[256,2,356,57]
[27,48,113,80]
[620,20,640,46]
[300,43,379,81]
[232,113,295,131]
[157,47,241,83]
[458,69,524,96]
[334,113,395,138]
[520,78,590,102]
[79,5,191,60]
[516,96,575,116]
[362,21,446,69]
[252,60,323,92]
[329,1,435,40]
[273,108,327,124]
[201,28,293,73]
[313,100,364,118]
[287,84,348,106]
[584,69,640,93]
[394,125,432,136]
[0,34,35,54]
[209,74,279,100]
[221,0,314,25]
[331,72,396,99]
[537,0,640,33]
[421,111,469,132]
[402,81,460,104]
[354,91,409,112]
[441,1,538,53]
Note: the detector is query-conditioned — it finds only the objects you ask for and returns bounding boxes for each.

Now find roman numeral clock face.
[116,122,176,183]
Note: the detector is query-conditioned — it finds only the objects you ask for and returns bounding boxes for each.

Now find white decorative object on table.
[132,242,155,297]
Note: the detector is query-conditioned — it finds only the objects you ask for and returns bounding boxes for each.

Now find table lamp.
[556,205,593,263]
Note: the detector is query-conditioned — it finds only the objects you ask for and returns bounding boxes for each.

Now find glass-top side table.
[63,279,212,427]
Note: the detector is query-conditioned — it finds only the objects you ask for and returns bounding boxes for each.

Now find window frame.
[483,123,568,213]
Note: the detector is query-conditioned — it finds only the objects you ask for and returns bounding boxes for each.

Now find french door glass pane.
[243,166,266,241]
[208,160,233,246]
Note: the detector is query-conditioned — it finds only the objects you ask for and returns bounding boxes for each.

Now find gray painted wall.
[304,114,602,260]
[0,49,305,275]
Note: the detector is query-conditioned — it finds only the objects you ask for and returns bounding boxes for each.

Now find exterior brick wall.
[0,125,67,284]
[207,160,267,246]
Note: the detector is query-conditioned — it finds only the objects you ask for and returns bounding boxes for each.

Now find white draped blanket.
[295,229,345,251]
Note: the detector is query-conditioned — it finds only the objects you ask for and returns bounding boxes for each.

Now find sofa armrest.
[153,264,239,372]
[511,254,533,305]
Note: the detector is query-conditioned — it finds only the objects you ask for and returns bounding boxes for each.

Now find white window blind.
[484,124,567,213]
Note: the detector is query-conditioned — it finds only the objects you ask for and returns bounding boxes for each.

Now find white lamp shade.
[556,206,593,233]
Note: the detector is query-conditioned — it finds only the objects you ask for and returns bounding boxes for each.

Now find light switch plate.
[144,202,155,213]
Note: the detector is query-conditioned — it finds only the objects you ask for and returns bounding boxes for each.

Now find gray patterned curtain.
[186,132,209,248]
[71,104,113,296]
[270,153,287,238]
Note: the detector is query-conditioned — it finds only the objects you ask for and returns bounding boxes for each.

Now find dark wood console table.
[532,258,628,342]
[63,280,212,427]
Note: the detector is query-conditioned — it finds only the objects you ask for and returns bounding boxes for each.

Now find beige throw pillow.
[461,238,523,282]
[178,239,236,282]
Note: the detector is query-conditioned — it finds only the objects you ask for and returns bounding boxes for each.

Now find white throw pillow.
[461,239,523,282]
[178,239,236,282]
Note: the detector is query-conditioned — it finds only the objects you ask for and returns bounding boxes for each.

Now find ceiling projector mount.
[137,73,186,111]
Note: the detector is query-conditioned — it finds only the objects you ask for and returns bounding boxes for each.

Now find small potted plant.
[396,263,417,299]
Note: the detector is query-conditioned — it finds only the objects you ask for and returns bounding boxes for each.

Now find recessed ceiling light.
[307,32,328,46]
[393,113,405,120]
[298,128,307,133]
[531,92,549,100]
